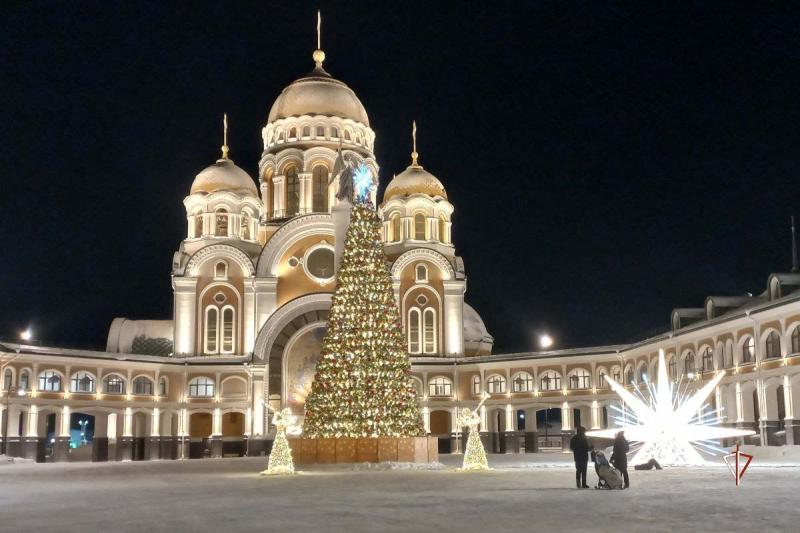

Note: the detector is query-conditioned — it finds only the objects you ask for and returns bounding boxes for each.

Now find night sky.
[2,2,799,353]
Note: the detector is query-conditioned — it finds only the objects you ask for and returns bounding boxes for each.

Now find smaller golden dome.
[191,159,258,197]
[383,163,448,202]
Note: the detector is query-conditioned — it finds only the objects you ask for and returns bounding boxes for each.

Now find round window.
[415,294,428,306]
[213,292,226,304]
[305,247,335,282]
[288,256,300,268]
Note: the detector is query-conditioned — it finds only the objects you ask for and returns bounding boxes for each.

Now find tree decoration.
[303,178,423,438]
[261,408,302,475]
[458,392,490,471]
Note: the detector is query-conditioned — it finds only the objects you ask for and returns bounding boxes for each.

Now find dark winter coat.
[569,433,590,465]
[611,436,630,468]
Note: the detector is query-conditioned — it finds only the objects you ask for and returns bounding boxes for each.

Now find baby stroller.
[592,450,624,490]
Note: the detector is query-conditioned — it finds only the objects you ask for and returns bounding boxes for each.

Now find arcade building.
[2,40,799,463]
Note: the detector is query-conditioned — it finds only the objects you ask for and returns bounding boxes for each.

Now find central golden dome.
[267,65,370,127]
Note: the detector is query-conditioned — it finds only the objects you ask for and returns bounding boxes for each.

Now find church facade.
[2,41,799,463]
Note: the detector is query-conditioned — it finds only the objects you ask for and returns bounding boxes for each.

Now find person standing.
[611,430,630,488]
[569,426,591,488]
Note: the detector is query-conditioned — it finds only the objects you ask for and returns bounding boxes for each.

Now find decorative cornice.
[185,243,256,277]
[390,248,456,281]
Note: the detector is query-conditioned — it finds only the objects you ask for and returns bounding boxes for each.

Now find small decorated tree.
[303,165,422,438]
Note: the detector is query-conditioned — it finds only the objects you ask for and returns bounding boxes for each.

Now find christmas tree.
[303,183,422,438]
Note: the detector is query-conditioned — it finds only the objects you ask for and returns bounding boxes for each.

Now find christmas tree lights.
[261,408,302,475]
[303,188,423,438]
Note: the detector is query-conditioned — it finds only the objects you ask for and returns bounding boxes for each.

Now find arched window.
[637,364,647,383]
[540,370,561,391]
[408,377,423,397]
[316,126,325,137]
[19,370,29,391]
[415,264,428,282]
[133,376,153,395]
[701,347,714,372]
[792,327,800,354]
[624,365,634,384]
[428,376,451,397]
[71,372,95,393]
[286,167,300,216]
[104,375,125,394]
[408,308,421,354]
[3,369,12,390]
[159,377,168,396]
[221,306,235,353]
[414,213,426,240]
[439,215,448,243]
[240,213,251,240]
[569,369,591,390]
[215,208,228,237]
[471,375,481,395]
[512,372,533,392]
[205,306,219,354]
[742,337,755,363]
[289,127,297,139]
[391,214,401,242]
[597,368,608,388]
[487,374,506,394]
[278,130,285,142]
[765,331,781,359]
[194,212,203,238]
[312,165,329,212]
[331,127,339,139]
[188,377,215,397]
[422,308,436,353]
[344,130,351,141]
[684,353,695,376]
[214,261,227,279]
[611,366,622,383]
[724,341,734,369]
[668,357,677,380]
[302,125,311,137]
[38,371,62,392]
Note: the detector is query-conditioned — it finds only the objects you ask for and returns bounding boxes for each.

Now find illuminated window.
[214,261,227,279]
[38,371,62,392]
[133,377,153,395]
[286,167,300,216]
[471,375,481,395]
[742,337,755,363]
[205,307,219,354]
[312,165,329,212]
[215,208,228,237]
[104,375,125,394]
[19,371,29,391]
[669,357,677,379]
[302,126,310,137]
[611,366,622,383]
[408,308,420,354]
[240,213,251,240]
[487,374,506,394]
[194,211,203,237]
[159,377,168,396]
[71,372,95,393]
[539,370,561,391]
[597,369,608,388]
[624,365,634,384]
[344,130,351,141]
[684,353,695,375]
[414,213,426,240]
[569,369,591,390]
[512,372,533,392]
[391,214,401,242]
[439,215,448,243]
[702,347,714,372]
[792,327,800,354]
[422,308,436,353]
[289,127,297,139]
[331,127,339,138]
[415,264,428,282]
[189,377,215,398]
[316,126,325,137]
[428,376,451,397]
[765,331,781,359]
[221,306,235,353]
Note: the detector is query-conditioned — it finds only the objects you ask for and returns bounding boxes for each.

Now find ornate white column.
[123,407,133,438]
[783,374,794,420]
[212,408,222,437]
[422,406,430,434]
[272,175,285,218]
[480,405,487,432]
[561,401,572,431]
[505,404,514,431]
[299,172,312,214]
[442,280,465,356]
[173,277,198,356]
[735,381,744,422]
[151,408,160,437]
[60,405,70,437]
[590,400,601,430]
[26,405,38,437]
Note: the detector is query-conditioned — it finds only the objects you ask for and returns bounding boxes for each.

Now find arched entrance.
[430,410,452,454]
[284,323,328,417]
[537,408,562,452]
[222,411,245,457]
[189,412,212,459]
[68,412,95,462]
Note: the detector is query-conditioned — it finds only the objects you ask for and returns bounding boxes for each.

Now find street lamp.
[539,334,554,349]
[19,329,32,342]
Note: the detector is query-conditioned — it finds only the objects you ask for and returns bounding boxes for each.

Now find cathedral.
[1,37,799,463]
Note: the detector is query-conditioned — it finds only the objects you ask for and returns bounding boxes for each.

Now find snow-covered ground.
[0,453,798,532]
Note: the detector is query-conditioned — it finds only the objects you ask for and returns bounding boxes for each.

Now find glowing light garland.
[587,350,755,466]
[458,392,490,471]
[261,408,302,475]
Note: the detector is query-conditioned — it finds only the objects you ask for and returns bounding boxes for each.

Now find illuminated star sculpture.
[261,408,303,475]
[352,164,374,202]
[587,350,755,466]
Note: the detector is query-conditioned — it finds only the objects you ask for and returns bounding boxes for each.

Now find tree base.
[292,436,438,465]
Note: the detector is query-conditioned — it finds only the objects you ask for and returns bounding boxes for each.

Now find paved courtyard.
[0,454,797,532]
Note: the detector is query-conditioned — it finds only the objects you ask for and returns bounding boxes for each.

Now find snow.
[0,454,798,532]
